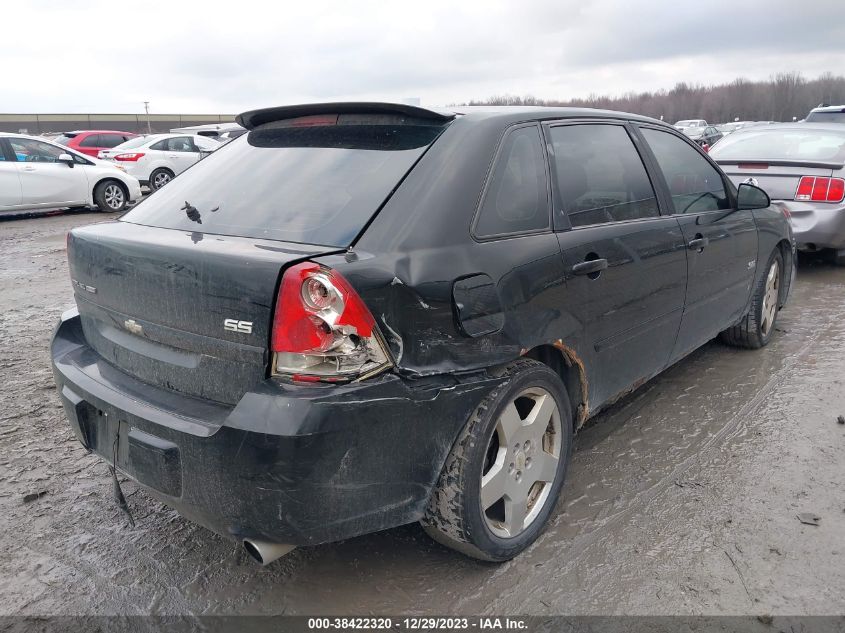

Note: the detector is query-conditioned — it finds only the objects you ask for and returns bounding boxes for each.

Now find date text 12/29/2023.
[307,617,528,630]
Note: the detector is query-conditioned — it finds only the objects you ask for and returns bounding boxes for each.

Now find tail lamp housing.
[114,153,145,161]
[795,176,845,202]
[271,262,392,382]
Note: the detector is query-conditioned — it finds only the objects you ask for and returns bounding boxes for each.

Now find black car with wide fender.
[51,102,795,564]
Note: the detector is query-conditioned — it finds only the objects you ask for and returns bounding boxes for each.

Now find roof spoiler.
[236,102,455,130]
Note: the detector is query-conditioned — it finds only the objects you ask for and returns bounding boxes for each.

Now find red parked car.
[54,130,139,158]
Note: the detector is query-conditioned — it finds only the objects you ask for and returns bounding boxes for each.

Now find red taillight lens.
[829,178,845,202]
[114,153,145,161]
[795,176,845,202]
[271,262,390,381]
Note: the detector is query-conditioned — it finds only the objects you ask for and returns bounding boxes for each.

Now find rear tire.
[719,249,783,349]
[421,359,573,561]
[93,181,128,213]
[149,168,173,191]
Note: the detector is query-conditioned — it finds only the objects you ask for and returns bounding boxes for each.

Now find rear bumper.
[779,200,845,250]
[51,309,503,546]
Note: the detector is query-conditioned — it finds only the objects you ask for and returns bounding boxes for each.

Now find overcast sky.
[5,0,845,114]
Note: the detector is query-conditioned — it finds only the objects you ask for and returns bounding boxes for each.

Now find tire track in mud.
[460,287,839,614]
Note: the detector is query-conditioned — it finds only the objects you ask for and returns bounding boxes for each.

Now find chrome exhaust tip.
[243,539,296,566]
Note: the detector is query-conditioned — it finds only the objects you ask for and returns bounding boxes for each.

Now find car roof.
[810,105,845,113]
[0,131,69,142]
[730,122,845,134]
[0,132,94,158]
[64,129,138,135]
[131,133,219,144]
[237,101,669,130]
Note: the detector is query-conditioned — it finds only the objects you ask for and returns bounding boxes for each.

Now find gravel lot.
[1,210,844,616]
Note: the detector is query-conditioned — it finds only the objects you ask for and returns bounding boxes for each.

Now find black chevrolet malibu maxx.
[51,103,795,563]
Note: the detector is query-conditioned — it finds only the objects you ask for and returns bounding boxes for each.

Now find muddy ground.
[1,210,843,616]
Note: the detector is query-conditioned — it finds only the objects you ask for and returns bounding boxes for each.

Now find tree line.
[463,72,845,124]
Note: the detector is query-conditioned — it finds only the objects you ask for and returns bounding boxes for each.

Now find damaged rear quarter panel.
[319,115,590,408]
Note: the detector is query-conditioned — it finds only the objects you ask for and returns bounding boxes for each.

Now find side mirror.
[58,153,74,167]
[737,183,770,210]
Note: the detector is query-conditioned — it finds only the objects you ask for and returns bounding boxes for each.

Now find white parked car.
[0,132,142,214]
[98,134,220,191]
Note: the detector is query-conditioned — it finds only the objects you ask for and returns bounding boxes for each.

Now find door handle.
[22,166,36,171]
[687,236,709,251]
[572,258,608,277]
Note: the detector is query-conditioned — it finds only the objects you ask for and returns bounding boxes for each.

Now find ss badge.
[224,319,253,334]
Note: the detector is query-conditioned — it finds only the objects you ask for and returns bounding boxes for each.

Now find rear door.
[96,133,130,156]
[636,125,758,361]
[0,139,23,208]
[547,120,687,407]
[77,133,102,157]
[8,137,88,207]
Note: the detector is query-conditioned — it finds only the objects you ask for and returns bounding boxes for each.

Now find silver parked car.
[710,123,845,263]
[805,104,845,124]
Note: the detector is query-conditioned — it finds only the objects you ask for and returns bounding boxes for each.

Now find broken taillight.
[270,262,392,382]
[795,176,845,202]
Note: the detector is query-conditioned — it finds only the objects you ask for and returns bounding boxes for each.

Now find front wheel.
[720,249,783,349]
[93,181,128,213]
[422,359,573,561]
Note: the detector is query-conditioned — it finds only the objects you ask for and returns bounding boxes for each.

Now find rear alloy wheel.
[149,168,173,191]
[719,249,783,349]
[422,359,572,561]
[94,181,127,213]
[481,387,563,538]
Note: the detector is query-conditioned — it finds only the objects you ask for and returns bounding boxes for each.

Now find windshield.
[120,119,447,246]
[53,134,76,146]
[805,111,845,123]
[112,136,152,150]
[710,128,845,161]
[675,120,701,127]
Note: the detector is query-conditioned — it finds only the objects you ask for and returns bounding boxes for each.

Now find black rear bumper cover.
[51,309,504,546]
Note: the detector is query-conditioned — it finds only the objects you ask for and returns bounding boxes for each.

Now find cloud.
[3,0,844,113]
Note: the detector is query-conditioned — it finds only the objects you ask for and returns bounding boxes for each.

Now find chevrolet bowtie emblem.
[124,319,144,336]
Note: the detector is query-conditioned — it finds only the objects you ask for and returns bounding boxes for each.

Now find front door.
[7,137,88,207]
[636,126,758,361]
[165,136,201,174]
[547,121,687,407]
[0,140,23,208]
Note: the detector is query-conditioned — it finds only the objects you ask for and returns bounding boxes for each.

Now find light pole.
[143,101,152,134]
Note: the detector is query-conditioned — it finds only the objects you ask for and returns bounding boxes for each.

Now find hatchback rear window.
[805,111,845,123]
[113,136,152,150]
[710,128,845,162]
[121,119,446,246]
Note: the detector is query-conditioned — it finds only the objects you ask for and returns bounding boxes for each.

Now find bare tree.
[460,72,844,123]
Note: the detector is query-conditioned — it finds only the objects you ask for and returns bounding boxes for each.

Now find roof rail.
[236,102,455,130]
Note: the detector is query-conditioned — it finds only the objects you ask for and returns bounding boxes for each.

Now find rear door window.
[99,134,127,148]
[79,134,101,148]
[120,118,447,246]
[474,125,550,237]
[641,128,730,214]
[549,123,660,228]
